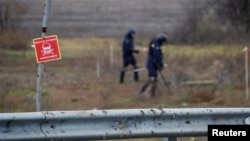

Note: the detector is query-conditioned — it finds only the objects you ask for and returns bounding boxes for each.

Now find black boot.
[138,81,150,95]
[138,84,148,95]
[119,70,125,83]
[134,71,139,82]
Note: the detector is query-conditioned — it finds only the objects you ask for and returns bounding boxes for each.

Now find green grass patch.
[118,97,133,103]
[59,37,119,58]
[7,87,35,96]
[164,44,242,57]
[2,38,243,60]
[0,48,35,60]
[7,86,51,97]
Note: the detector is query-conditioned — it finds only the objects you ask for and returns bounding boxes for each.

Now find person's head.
[156,34,168,46]
[126,28,136,38]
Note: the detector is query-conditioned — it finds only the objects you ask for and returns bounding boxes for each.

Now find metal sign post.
[36,0,51,112]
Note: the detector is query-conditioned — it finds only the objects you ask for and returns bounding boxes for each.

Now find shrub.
[0,0,29,50]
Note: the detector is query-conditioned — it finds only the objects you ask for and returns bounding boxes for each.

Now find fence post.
[97,61,100,79]
[243,46,249,101]
[36,0,51,112]
[245,47,249,101]
[110,43,114,69]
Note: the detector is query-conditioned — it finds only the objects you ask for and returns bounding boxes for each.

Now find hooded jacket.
[121,29,137,65]
[146,38,164,71]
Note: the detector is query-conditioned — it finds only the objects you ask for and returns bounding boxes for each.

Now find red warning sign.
[33,35,61,63]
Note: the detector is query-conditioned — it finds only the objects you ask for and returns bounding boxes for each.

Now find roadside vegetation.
[0,38,249,113]
[1,1,250,140]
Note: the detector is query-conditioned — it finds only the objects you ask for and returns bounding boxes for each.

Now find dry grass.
[0,37,249,141]
[1,37,249,111]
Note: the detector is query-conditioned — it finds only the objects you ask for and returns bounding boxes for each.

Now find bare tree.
[0,0,29,50]
[172,0,206,44]
[0,0,27,30]
[213,0,250,33]
[172,0,250,44]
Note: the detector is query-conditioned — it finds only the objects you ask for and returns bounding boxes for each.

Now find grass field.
[0,37,249,141]
[1,37,249,112]
[0,0,249,141]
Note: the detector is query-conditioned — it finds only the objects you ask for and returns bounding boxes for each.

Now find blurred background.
[3,0,250,46]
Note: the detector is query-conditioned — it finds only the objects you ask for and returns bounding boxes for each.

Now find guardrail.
[0,108,250,141]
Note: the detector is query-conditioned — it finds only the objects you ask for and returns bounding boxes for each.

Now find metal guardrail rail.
[0,108,250,141]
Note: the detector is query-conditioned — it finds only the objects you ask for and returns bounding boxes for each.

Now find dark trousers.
[138,77,157,97]
[138,68,158,97]
[119,64,139,83]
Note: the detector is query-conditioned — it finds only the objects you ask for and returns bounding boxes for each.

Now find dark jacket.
[122,31,137,65]
[146,38,164,71]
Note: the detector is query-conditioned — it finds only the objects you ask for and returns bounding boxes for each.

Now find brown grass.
[0,38,249,141]
[1,38,249,111]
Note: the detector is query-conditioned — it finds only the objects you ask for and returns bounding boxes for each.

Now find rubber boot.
[119,70,125,83]
[138,80,150,95]
[134,71,139,82]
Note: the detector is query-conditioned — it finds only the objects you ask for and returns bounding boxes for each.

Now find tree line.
[1,0,250,50]
[173,0,250,44]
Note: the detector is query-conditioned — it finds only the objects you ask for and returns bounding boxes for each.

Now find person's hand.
[157,65,164,71]
[159,67,164,71]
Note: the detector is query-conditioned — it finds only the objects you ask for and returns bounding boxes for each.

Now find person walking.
[119,28,140,83]
[138,33,168,97]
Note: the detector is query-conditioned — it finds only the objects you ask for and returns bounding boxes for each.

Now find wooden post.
[110,43,114,69]
[97,61,100,79]
[243,46,249,101]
